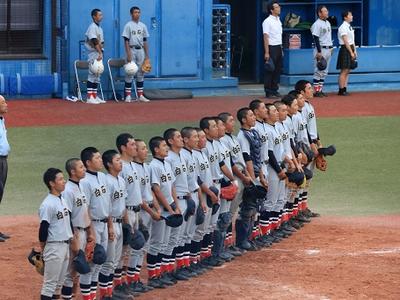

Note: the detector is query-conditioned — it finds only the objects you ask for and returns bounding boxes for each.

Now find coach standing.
[262,1,283,99]
[0,95,11,242]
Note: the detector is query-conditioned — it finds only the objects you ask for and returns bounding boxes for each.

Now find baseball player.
[61,158,93,300]
[311,5,333,97]
[218,112,252,255]
[192,127,222,268]
[132,139,161,291]
[85,9,106,104]
[98,150,130,300]
[79,147,111,300]
[213,117,237,261]
[273,101,299,233]
[249,100,273,246]
[180,127,208,273]
[235,107,267,251]
[39,168,74,300]
[162,128,192,282]
[147,136,180,288]
[295,80,321,218]
[115,133,150,294]
[263,103,293,241]
[122,6,150,102]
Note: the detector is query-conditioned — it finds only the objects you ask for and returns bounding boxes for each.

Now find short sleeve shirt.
[121,160,142,206]
[80,171,110,220]
[180,148,200,193]
[311,18,332,46]
[63,180,90,228]
[338,21,354,45]
[85,22,104,50]
[166,151,189,196]
[262,15,282,45]
[193,149,213,188]
[105,174,127,218]
[39,194,73,242]
[133,161,154,204]
[149,158,175,205]
[122,21,149,47]
[302,102,318,141]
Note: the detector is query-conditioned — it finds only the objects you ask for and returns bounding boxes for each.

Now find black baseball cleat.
[163,272,178,284]
[158,274,175,286]
[147,278,166,289]
[0,236,5,242]
[171,270,190,281]
[0,232,10,239]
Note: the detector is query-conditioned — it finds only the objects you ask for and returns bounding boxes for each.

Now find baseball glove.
[27,248,44,276]
[220,183,238,201]
[141,58,152,73]
[85,240,95,263]
[315,154,327,171]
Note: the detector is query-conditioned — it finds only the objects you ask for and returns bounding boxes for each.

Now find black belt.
[92,218,108,223]
[213,179,222,184]
[321,46,333,49]
[130,45,142,49]
[126,205,141,212]
[112,217,123,223]
[75,226,90,231]
[177,195,191,200]
[48,240,70,244]
[191,188,199,194]
[0,155,7,159]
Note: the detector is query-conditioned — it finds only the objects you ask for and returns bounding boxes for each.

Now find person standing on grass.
[337,10,357,96]
[0,95,11,242]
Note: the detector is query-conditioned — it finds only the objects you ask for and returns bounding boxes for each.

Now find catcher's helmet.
[124,61,139,76]
[89,59,104,76]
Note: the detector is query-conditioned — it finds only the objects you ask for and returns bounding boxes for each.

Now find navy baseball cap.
[122,223,132,245]
[317,56,327,71]
[163,214,184,228]
[129,230,146,250]
[93,244,107,265]
[184,197,196,221]
[73,249,90,274]
[195,205,205,225]
[206,186,219,208]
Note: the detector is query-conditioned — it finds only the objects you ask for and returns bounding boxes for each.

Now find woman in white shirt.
[336,10,357,96]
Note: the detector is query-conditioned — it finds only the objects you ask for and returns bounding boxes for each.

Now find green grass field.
[1,116,399,216]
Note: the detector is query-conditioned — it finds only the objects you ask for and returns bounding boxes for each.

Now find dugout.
[0,0,400,98]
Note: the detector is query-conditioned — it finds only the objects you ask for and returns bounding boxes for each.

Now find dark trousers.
[0,156,8,203]
[264,45,283,94]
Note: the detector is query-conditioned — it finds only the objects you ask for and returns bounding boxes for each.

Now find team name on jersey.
[56,207,69,220]
[232,144,241,155]
[199,161,210,171]
[274,136,282,145]
[298,123,307,131]
[220,149,230,161]
[174,164,187,176]
[260,134,268,143]
[140,175,150,186]
[76,196,87,207]
[94,185,107,197]
[281,132,289,141]
[127,172,138,184]
[209,153,218,163]
[130,29,143,36]
[113,190,124,201]
[188,163,195,173]
[161,173,172,183]
[308,111,315,120]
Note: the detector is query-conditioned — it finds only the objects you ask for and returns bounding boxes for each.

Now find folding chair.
[74,60,105,102]
[107,58,138,102]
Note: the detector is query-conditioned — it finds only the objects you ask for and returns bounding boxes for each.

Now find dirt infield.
[1,215,399,299]
[6,90,400,127]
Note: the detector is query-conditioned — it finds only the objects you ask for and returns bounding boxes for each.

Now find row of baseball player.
[85,7,151,105]
[37,79,335,300]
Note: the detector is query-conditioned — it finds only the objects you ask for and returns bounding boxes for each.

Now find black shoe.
[266,93,280,99]
[199,260,214,269]
[295,213,311,223]
[0,232,10,239]
[182,266,199,277]
[248,240,260,251]
[0,236,5,242]
[320,91,328,97]
[172,270,190,281]
[116,283,139,297]
[163,272,178,284]
[289,219,301,230]
[282,222,297,232]
[158,274,174,286]
[205,256,224,267]
[147,278,166,289]
[227,246,243,256]
[237,240,253,251]
[190,263,206,275]
[273,91,282,97]
[137,281,154,291]
[313,92,324,98]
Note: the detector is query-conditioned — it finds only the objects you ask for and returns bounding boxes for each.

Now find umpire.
[0,95,11,242]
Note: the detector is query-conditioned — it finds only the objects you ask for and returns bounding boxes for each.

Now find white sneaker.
[124,95,132,103]
[96,96,106,104]
[86,96,100,104]
[138,95,150,102]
